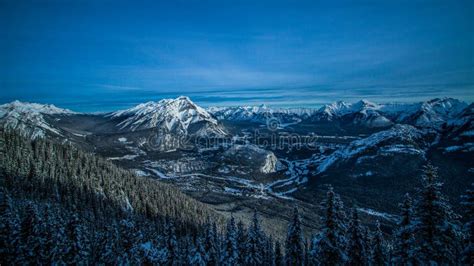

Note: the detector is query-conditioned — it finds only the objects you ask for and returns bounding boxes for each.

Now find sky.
[0,0,473,112]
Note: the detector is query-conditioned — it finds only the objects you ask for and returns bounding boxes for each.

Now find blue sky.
[1,0,473,112]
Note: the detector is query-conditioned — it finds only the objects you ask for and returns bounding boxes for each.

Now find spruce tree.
[370,220,387,266]
[413,164,462,264]
[246,210,264,265]
[310,186,347,265]
[221,215,239,265]
[64,212,90,265]
[346,208,367,266]
[261,235,276,266]
[0,190,20,264]
[97,224,119,265]
[190,236,206,266]
[285,207,304,266]
[392,193,417,265]
[19,202,45,264]
[461,182,474,265]
[203,221,219,265]
[275,240,283,266]
[236,220,247,265]
[163,218,179,265]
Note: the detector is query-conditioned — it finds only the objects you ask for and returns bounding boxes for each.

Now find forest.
[0,129,473,265]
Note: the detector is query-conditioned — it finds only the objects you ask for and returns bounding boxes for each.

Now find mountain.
[108,96,227,137]
[439,103,474,153]
[0,100,74,139]
[213,98,468,130]
[208,105,313,126]
[222,144,283,174]
[392,98,467,128]
[316,124,434,174]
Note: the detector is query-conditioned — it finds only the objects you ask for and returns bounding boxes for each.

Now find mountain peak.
[1,100,74,115]
[176,95,191,101]
[109,96,225,135]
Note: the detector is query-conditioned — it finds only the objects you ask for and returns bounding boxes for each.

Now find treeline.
[1,129,473,265]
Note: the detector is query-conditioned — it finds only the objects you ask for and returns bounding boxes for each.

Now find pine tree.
[97,223,119,265]
[203,221,219,266]
[275,240,283,266]
[370,220,387,266]
[346,209,367,266]
[285,207,304,266]
[236,220,247,265]
[392,193,417,265]
[0,190,20,264]
[64,212,90,264]
[266,236,276,266]
[41,204,65,264]
[221,215,239,265]
[19,202,45,264]
[163,219,179,265]
[413,164,462,264]
[310,186,347,265]
[461,182,474,265]
[246,210,264,266]
[190,236,206,266]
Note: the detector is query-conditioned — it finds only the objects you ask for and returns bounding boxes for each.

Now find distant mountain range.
[209,97,468,129]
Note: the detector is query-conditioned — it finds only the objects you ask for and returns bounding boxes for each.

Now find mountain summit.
[108,96,227,137]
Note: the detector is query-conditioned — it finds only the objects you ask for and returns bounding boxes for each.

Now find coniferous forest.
[0,129,472,265]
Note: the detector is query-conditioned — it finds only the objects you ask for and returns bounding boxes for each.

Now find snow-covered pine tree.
[413,164,463,264]
[236,220,247,265]
[41,203,64,264]
[362,227,372,265]
[310,186,347,265]
[162,218,179,265]
[275,240,283,266]
[190,236,206,266]
[246,210,265,266]
[264,236,276,266]
[19,202,45,265]
[346,208,367,266]
[391,193,417,265]
[64,212,90,265]
[221,215,239,265]
[96,222,121,264]
[203,221,219,265]
[370,220,388,266]
[0,189,20,264]
[461,183,474,265]
[285,207,305,266]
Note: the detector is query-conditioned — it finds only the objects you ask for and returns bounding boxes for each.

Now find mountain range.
[1,96,473,227]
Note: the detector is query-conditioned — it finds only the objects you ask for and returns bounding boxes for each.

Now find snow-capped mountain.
[0,101,74,139]
[383,98,466,128]
[211,98,468,130]
[308,99,392,128]
[208,105,315,126]
[108,96,227,137]
[317,124,434,173]
[208,105,272,122]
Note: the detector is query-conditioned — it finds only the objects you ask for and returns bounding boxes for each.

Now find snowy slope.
[208,105,316,125]
[393,98,467,128]
[108,96,226,137]
[0,101,74,139]
[317,124,432,173]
